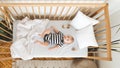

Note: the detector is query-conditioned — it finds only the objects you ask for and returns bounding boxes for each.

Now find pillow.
[70,11,99,30]
[87,16,99,25]
[76,25,98,49]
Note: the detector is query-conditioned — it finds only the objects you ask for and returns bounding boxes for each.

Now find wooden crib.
[0,1,111,62]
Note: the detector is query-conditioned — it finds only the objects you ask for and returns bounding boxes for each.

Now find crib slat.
[54,6,59,20]
[38,6,41,19]
[94,19,105,27]
[19,6,24,17]
[32,6,36,19]
[49,6,52,19]
[0,21,7,27]
[68,7,78,20]
[0,33,12,40]
[88,45,107,48]
[88,51,107,53]
[25,7,30,18]
[97,38,106,42]
[0,21,12,31]
[0,15,4,19]
[0,7,12,30]
[63,7,71,20]
[95,32,106,37]
[12,7,19,18]
[44,6,46,19]
[58,7,65,20]
[96,14,104,20]
[5,7,16,20]
[85,8,91,15]
[0,27,12,35]
[0,7,11,24]
[95,25,106,32]
[90,7,104,17]
[104,5,111,60]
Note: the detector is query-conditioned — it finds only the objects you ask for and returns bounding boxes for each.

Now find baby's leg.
[39,29,51,37]
[35,40,49,46]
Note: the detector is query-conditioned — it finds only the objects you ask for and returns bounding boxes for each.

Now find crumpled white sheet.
[11,18,49,60]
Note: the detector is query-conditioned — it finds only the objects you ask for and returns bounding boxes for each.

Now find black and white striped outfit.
[44,31,64,47]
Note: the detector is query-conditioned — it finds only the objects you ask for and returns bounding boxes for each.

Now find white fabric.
[70,11,99,30]
[11,38,33,60]
[76,25,98,49]
[11,19,88,60]
[87,16,99,25]
[11,18,49,60]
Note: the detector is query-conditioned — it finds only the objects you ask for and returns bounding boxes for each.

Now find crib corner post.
[104,3,112,61]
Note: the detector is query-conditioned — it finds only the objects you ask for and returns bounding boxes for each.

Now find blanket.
[11,19,49,60]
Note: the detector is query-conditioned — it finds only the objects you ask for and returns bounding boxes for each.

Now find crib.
[0,0,111,62]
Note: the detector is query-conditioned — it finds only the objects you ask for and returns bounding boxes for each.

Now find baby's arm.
[39,29,51,37]
[35,40,48,46]
[51,26,59,33]
[48,45,60,50]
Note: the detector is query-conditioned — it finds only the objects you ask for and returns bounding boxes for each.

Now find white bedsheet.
[11,19,88,60]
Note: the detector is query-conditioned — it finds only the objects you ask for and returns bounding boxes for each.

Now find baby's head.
[64,35,74,44]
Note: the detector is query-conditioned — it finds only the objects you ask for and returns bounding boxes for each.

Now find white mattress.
[12,19,88,59]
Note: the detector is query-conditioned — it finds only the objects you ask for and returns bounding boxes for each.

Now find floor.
[0,41,12,68]
[13,60,73,68]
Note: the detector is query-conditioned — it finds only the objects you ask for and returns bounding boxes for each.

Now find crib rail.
[89,4,111,60]
[0,2,111,61]
[0,3,106,21]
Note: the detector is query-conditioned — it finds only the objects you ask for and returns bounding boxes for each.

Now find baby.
[35,26,74,50]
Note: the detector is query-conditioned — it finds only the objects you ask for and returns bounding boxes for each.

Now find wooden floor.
[0,41,12,68]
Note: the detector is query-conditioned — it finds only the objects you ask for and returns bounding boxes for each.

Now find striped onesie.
[43,31,64,47]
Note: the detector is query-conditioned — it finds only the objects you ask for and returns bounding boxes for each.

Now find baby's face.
[64,35,73,44]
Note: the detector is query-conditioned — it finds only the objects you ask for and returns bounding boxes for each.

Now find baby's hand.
[48,47,54,50]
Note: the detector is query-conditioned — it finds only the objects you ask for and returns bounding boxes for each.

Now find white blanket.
[11,18,88,60]
[11,19,49,60]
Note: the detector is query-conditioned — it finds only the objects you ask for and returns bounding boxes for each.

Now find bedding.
[75,25,98,49]
[70,11,99,30]
[70,11,98,49]
[11,18,88,60]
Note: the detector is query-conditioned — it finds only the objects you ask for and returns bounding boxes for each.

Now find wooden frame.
[0,2,111,61]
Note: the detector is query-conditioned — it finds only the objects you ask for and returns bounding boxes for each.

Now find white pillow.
[70,11,99,30]
[87,16,99,25]
[76,25,98,49]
